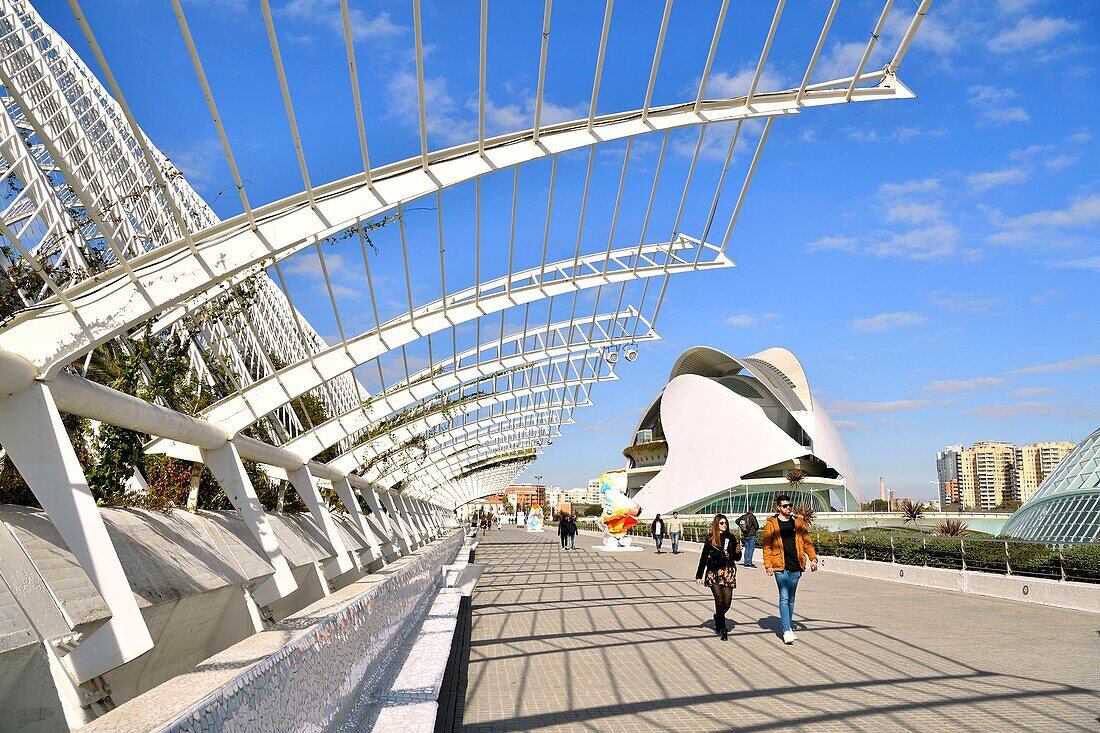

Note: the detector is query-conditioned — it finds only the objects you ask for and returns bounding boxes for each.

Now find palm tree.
[935,519,968,536]
[898,498,926,531]
[793,504,816,526]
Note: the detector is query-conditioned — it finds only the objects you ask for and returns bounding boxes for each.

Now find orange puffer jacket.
[761,515,817,572]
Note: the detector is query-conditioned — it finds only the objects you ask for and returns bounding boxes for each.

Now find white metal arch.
[0,68,914,374]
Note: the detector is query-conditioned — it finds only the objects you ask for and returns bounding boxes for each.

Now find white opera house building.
[624,347,860,516]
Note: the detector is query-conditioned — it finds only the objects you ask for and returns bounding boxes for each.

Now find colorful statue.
[597,470,641,548]
[526,505,544,532]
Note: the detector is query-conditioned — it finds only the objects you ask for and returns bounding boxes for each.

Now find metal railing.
[810,533,1099,584]
[575,518,1100,585]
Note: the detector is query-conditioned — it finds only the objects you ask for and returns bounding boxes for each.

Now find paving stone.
[459,527,1100,732]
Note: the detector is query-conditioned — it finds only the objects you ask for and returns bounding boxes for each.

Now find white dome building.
[624,346,860,516]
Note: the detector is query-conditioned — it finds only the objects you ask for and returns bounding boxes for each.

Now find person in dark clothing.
[736,506,760,567]
[566,514,578,549]
[694,514,742,641]
[652,513,666,554]
[558,512,569,549]
[761,494,818,645]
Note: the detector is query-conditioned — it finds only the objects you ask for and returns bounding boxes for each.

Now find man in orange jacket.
[761,494,817,645]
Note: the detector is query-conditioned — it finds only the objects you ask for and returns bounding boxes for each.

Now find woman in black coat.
[694,513,741,641]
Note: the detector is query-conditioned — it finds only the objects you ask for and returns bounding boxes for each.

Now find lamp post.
[535,475,543,515]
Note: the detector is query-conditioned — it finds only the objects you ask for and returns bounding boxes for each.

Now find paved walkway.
[457,526,1099,732]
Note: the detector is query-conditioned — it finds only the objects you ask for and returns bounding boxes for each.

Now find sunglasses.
[718,520,728,525]
[778,503,792,508]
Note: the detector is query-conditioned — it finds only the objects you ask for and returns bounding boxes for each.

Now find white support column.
[358,484,401,557]
[201,442,298,606]
[397,493,426,546]
[381,490,417,552]
[413,498,434,539]
[0,383,153,683]
[403,495,428,539]
[332,477,384,565]
[419,500,439,536]
[287,467,356,579]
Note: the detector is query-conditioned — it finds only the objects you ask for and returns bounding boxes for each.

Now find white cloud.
[806,235,857,254]
[989,17,1078,53]
[988,194,1100,246]
[386,71,473,146]
[967,85,1029,126]
[1051,256,1100,272]
[1029,290,1063,304]
[1011,355,1100,375]
[478,96,585,136]
[725,314,757,328]
[278,1,402,42]
[927,293,1000,313]
[851,312,928,332]
[827,400,934,416]
[884,202,944,225]
[1044,155,1079,171]
[878,179,941,197]
[847,126,946,144]
[832,420,871,430]
[967,402,1057,420]
[998,0,1038,13]
[1068,131,1091,144]
[799,127,817,143]
[814,41,868,81]
[1009,143,1053,160]
[1009,386,1058,398]
[866,224,964,260]
[965,167,1028,192]
[923,377,1007,394]
[674,118,762,160]
[1003,194,1100,229]
[166,138,222,186]
[705,66,786,99]
[725,312,779,328]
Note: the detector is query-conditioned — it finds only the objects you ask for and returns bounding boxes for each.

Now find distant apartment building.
[936,445,962,508]
[937,440,1076,510]
[1015,442,1076,503]
[504,483,547,509]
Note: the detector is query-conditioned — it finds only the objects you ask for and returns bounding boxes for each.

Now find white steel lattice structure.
[0,0,936,715]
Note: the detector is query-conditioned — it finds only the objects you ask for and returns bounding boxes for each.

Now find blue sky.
[41,0,1099,500]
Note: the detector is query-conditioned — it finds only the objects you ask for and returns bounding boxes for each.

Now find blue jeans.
[743,535,756,566]
[654,534,664,550]
[670,532,680,553]
[774,570,802,632]
[567,533,575,549]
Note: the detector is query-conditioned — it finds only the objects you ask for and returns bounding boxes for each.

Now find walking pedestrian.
[762,494,818,645]
[668,511,683,554]
[694,514,741,641]
[736,506,759,567]
[567,514,578,550]
[652,513,665,554]
[558,512,569,549]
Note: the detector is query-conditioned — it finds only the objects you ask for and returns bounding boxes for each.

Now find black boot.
[719,615,728,641]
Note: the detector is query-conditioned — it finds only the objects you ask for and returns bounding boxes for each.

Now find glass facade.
[1002,428,1100,542]
[681,487,834,517]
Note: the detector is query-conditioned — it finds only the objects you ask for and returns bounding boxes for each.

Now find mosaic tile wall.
[151,531,462,733]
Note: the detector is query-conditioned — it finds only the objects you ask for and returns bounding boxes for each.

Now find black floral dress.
[698,532,739,588]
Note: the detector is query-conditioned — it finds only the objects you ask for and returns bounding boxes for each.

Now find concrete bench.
[370,589,463,733]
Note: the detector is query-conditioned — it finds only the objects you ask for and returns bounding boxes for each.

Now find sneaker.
[789,631,799,641]
[783,630,795,645]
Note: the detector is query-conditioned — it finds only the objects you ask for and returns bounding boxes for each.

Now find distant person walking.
[762,494,818,645]
[736,506,759,567]
[652,513,666,554]
[558,513,569,549]
[695,514,741,641]
[566,514,578,550]
[668,511,683,554]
